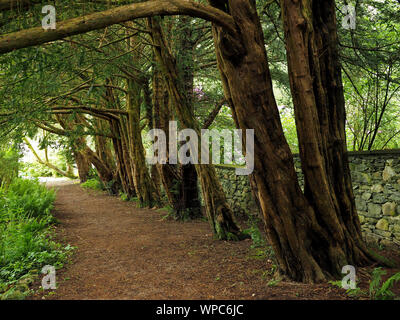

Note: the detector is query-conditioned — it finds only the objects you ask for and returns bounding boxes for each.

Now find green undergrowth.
[329,267,400,300]
[0,178,74,300]
[80,178,104,191]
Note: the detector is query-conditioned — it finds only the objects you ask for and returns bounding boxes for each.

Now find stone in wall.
[349,152,400,248]
[212,151,400,248]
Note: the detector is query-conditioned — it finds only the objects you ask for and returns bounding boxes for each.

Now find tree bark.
[110,118,136,197]
[125,32,160,207]
[152,67,183,215]
[126,77,160,206]
[148,17,245,239]
[280,0,378,274]
[175,16,202,220]
[209,0,382,282]
[0,0,235,54]
[56,114,118,193]
[74,150,91,183]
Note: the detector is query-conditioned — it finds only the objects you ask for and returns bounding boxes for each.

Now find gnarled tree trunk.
[124,31,160,207]
[209,0,380,282]
[148,17,245,239]
[280,0,377,275]
[74,150,91,183]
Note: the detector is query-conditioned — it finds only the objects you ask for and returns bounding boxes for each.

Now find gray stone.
[394,232,400,241]
[391,159,400,166]
[380,239,394,248]
[364,232,381,244]
[355,198,367,211]
[371,184,384,193]
[389,193,400,202]
[383,165,396,181]
[361,173,371,183]
[373,172,382,179]
[382,202,397,216]
[372,193,386,204]
[384,184,394,192]
[366,217,378,224]
[362,192,372,200]
[352,172,371,184]
[376,218,389,231]
[367,203,382,217]
[374,230,392,238]
[393,224,400,233]
[356,163,368,172]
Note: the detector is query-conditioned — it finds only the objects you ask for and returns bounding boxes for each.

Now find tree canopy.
[1,0,399,283]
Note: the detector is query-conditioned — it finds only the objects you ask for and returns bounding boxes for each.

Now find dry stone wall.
[214,150,400,248]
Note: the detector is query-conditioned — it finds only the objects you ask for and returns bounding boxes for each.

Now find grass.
[0,178,74,300]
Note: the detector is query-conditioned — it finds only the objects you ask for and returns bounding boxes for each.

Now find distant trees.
[337,0,400,150]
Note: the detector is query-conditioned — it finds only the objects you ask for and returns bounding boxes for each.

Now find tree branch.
[0,0,235,54]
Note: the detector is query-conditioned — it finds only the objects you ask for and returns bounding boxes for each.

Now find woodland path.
[30,180,348,300]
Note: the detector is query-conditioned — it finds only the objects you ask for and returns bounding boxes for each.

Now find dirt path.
[30,181,349,300]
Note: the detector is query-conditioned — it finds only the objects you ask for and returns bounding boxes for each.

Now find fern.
[369,267,387,299]
[372,269,400,300]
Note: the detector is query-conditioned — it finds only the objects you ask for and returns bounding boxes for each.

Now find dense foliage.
[0,178,73,299]
[0,0,399,285]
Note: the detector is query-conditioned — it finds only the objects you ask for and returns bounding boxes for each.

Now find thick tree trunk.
[126,78,160,207]
[149,17,245,239]
[152,68,183,214]
[110,119,136,197]
[123,31,161,207]
[175,16,202,219]
[280,0,378,274]
[74,150,91,183]
[209,0,380,282]
[152,66,201,219]
[144,77,162,197]
[94,119,115,171]
[104,81,136,197]
[55,114,119,193]
[179,164,202,219]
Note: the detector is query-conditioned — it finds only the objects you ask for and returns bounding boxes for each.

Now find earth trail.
[31,181,347,300]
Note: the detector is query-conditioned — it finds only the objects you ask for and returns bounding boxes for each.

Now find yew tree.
[0,0,390,282]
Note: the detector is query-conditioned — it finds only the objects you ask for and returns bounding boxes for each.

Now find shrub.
[20,162,53,178]
[81,178,104,191]
[0,178,73,298]
[1,179,56,219]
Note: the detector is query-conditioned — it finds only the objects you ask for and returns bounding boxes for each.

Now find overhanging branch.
[0,0,236,54]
